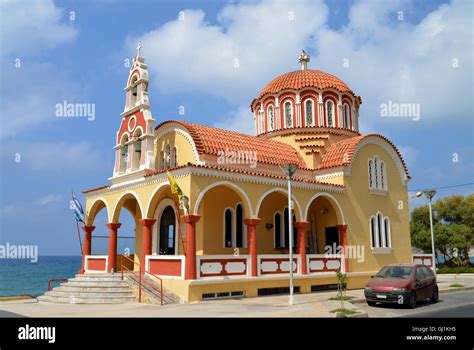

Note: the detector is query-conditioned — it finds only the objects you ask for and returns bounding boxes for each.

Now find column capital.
[82,225,95,233]
[294,221,310,229]
[139,218,156,226]
[243,218,262,226]
[182,215,201,224]
[106,222,122,230]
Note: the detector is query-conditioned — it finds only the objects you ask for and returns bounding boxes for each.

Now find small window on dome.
[305,100,313,126]
[326,100,334,127]
[268,106,274,131]
[284,102,293,128]
[343,104,350,129]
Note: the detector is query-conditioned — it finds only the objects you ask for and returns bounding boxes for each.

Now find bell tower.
[113,44,156,179]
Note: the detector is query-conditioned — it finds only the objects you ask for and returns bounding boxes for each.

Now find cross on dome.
[298,49,310,70]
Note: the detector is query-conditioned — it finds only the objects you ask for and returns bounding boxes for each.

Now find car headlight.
[392,287,406,292]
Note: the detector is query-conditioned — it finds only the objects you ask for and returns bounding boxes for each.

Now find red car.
[364,264,439,308]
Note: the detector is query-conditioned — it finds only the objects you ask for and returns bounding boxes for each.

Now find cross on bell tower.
[136,43,142,57]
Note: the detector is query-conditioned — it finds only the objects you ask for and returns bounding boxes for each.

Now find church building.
[82,48,413,302]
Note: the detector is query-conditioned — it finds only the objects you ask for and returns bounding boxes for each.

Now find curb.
[348,285,474,305]
[439,285,474,294]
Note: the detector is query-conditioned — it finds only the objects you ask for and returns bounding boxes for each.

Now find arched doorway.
[159,206,176,255]
[305,193,344,254]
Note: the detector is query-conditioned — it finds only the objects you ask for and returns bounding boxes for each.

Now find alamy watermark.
[380,100,420,121]
[217,147,257,169]
[0,242,38,263]
[325,243,365,263]
[55,101,95,121]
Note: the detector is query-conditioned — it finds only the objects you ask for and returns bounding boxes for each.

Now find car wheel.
[366,300,377,307]
[430,287,439,303]
[407,292,416,309]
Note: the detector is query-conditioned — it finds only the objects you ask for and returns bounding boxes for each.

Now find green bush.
[437,266,474,274]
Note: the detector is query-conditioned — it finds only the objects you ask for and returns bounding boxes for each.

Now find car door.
[415,267,428,299]
[422,266,435,296]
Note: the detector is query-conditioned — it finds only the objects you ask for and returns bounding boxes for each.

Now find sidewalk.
[0,275,472,318]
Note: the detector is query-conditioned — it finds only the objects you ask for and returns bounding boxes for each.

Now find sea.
[0,256,82,297]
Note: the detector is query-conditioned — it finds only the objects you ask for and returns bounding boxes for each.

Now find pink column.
[106,223,121,272]
[243,218,262,277]
[139,219,156,274]
[182,215,201,280]
[80,225,95,274]
[294,222,309,274]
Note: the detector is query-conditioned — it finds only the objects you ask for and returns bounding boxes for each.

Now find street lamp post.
[280,163,299,305]
[415,190,437,275]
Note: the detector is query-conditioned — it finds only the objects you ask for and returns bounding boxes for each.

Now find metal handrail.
[120,255,163,305]
[47,278,69,291]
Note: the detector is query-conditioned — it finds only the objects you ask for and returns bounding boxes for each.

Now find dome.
[256,69,354,101]
[251,50,362,136]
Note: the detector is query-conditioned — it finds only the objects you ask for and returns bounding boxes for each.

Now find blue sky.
[0,0,472,255]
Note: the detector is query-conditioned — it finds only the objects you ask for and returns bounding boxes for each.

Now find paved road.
[357,290,474,317]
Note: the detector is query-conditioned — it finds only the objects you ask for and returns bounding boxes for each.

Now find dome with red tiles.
[257,69,354,100]
[251,50,362,137]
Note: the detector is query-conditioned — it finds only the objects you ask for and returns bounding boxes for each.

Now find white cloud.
[35,194,63,206]
[0,1,80,139]
[0,0,77,57]
[315,0,472,127]
[129,0,328,104]
[127,0,471,133]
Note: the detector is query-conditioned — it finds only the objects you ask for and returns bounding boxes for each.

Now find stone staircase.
[38,274,136,304]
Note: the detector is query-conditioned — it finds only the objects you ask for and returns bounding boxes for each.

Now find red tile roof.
[256,70,355,101]
[155,120,307,168]
[318,134,409,177]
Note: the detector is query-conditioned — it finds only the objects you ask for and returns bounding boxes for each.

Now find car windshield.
[376,266,412,279]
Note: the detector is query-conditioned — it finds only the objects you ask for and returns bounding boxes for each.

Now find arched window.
[377,212,384,247]
[130,76,138,107]
[274,212,282,248]
[380,161,386,190]
[343,104,350,128]
[384,217,391,248]
[268,105,274,131]
[374,156,379,189]
[284,102,293,128]
[131,130,142,170]
[368,156,388,191]
[236,203,244,248]
[171,147,177,168]
[370,212,391,249]
[368,159,374,189]
[370,216,376,248]
[224,209,233,248]
[120,135,129,172]
[165,144,171,170]
[326,100,334,127]
[305,100,314,126]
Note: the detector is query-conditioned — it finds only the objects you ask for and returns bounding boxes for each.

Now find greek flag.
[70,193,85,223]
